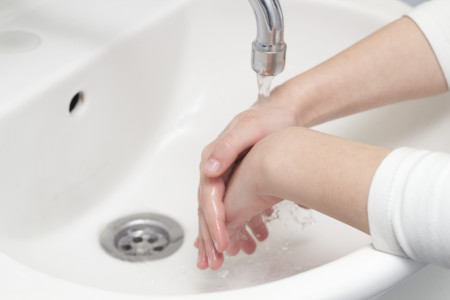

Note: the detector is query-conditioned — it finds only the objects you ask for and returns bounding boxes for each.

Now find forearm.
[274,17,448,127]
[255,127,391,233]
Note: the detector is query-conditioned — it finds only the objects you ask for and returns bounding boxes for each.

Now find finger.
[297,204,311,209]
[238,227,257,255]
[199,208,224,270]
[226,229,242,256]
[202,113,264,177]
[199,175,229,252]
[247,215,269,242]
[196,235,209,270]
[228,226,257,255]
[264,207,274,217]
[196,205,208,269]
[195,186,202,250]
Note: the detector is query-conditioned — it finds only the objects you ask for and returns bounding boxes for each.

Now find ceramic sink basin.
[1,0,445,299]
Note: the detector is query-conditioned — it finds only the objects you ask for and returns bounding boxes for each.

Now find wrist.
[272,72,334,128]
[247,139,283,207]
[249,127,392,233]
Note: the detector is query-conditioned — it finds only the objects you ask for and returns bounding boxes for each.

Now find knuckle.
[240,111,266,135]
[217,134,235,152]
[201,142,214,161]
[238,110,259,125]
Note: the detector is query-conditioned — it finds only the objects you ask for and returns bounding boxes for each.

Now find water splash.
[262,200,315,230]
[217,269,230,279]
[209,201,315,290]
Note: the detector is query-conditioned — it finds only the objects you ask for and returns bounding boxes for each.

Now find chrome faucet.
[249,0,286,76]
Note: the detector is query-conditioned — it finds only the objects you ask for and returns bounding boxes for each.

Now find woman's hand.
[199,127,391,269]
[219,141,283,257]
[201,87,298,178]
[225,127,391,236]
[195,91,298,270]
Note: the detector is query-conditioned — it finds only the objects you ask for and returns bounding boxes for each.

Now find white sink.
[0,0,444,299]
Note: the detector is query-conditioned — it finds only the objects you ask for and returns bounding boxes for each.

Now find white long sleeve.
[407,0,450,87]
[369,148,450,267]
[368,0,450,267]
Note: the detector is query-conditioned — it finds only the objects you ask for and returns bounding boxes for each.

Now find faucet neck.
[249,0,286,76]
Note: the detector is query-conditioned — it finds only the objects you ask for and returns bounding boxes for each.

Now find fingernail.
[204,159,221,174]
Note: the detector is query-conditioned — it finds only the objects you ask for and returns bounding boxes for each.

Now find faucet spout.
[249,0,286,76]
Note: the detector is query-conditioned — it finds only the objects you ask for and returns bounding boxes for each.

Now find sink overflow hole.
[69,92,84,114]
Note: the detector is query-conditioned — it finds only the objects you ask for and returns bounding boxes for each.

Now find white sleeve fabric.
[368,148,450,268]
[367,0,450,268]
[406,0,450,87]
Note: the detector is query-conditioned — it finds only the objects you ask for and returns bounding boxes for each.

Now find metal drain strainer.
[100,213,184,262]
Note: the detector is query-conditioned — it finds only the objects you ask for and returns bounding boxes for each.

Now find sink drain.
[100,213,184,262]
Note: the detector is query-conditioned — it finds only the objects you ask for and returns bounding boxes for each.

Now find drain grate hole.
[132,236,143,243]
[121,244,132,251]
[153,246,164,252]
[148,236,158,243]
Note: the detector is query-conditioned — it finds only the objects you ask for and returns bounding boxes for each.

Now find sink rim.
[0,245,425,300]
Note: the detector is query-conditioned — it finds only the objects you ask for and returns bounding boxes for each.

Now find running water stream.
[257,74,274,101]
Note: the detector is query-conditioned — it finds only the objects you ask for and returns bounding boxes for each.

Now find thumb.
[202,125,264,177]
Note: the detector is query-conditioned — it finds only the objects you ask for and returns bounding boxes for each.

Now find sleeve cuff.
[407,0,450,88]
[368,147,429,258]
[368,147,450,267]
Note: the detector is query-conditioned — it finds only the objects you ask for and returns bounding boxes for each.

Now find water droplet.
[217,269,230,279]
